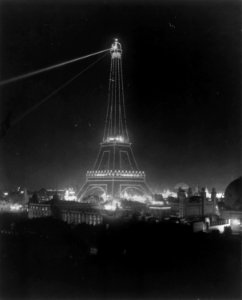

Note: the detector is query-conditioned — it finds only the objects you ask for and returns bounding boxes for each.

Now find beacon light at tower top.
[111,38,122,52]
[110,38,122,59]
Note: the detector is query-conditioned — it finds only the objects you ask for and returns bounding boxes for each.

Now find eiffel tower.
[78,39,152,201]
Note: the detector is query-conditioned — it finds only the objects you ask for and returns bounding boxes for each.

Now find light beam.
[0,48,110,86]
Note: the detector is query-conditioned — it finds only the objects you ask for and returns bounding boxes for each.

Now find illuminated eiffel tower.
[78,39,152,201]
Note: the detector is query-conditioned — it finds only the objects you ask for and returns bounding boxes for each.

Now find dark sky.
[0,0,241,192]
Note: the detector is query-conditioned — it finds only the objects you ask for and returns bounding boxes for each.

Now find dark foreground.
[0,213,241,300]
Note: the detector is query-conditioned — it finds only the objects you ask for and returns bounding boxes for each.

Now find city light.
[204,190,224,199]
[230,219,240,226]
[149,206,171,210]
[121,191,152,203]
[161,189,177,199]
[86,170,145,178]
[216,192,224,199]
[10,204,23,211]
[155,189,224,200]
[103,202,116,211]
[103,199,120,211]
[64,188,77,201]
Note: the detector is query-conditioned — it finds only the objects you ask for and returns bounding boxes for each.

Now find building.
[0,188,29,212]
[78,39,152,202]
[170,187,219,218]
[28,199,104,226]
[224,177,242,210]
[220,177,242,233]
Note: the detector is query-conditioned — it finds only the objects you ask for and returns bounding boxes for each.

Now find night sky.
[0,0,241,192]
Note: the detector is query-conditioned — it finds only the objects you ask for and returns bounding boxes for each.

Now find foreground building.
[172,187,219,218]
[28,199,104,226]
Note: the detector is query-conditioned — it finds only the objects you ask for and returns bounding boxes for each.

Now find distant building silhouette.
[224,177,242,210]
[172,186,219,218]
[28,200,103,226]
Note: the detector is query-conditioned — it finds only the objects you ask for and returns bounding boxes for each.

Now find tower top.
[103,38,129,143]
[110,38,122,59]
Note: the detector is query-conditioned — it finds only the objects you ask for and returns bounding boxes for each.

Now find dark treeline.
[0,214,241,299]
